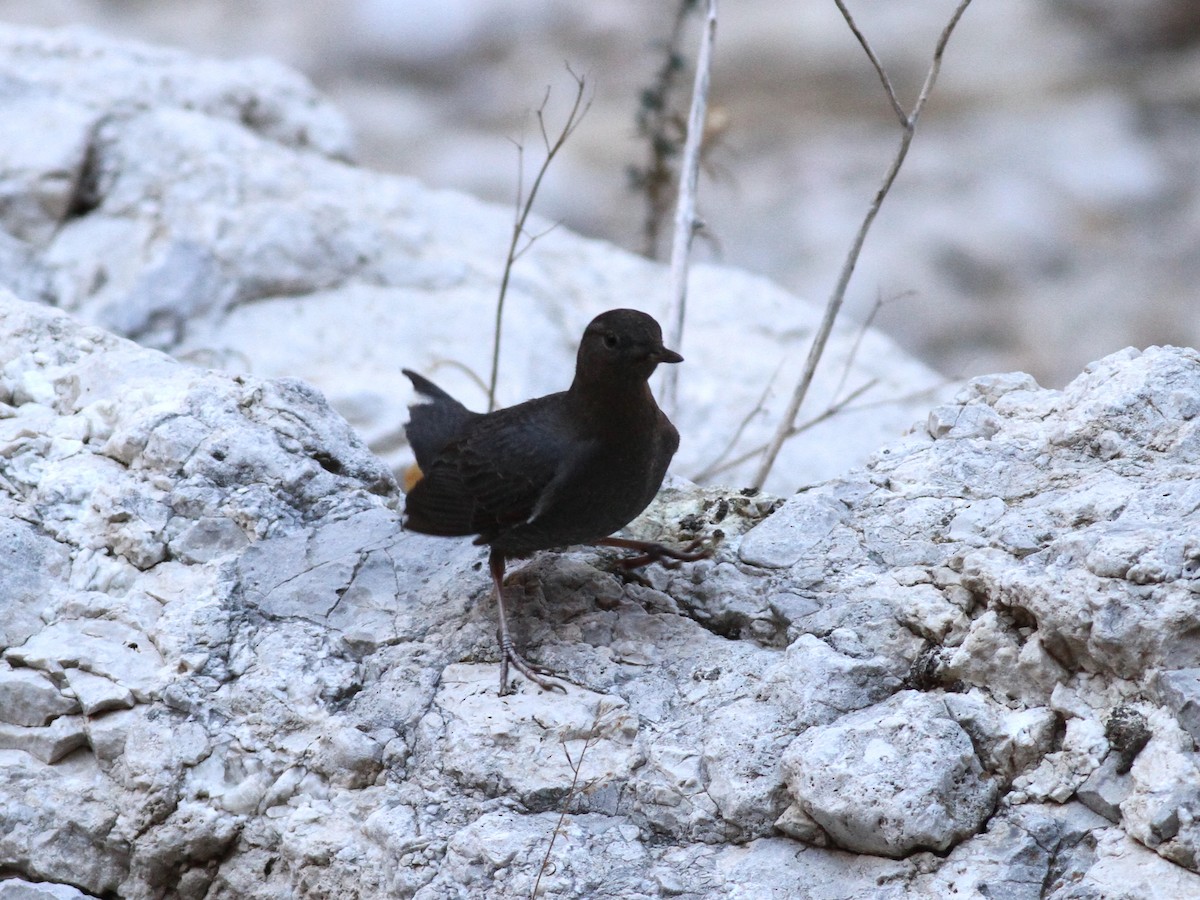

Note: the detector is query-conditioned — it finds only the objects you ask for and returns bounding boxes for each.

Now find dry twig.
[691,355,784,483]
[751,0,973,488]
[630,0,701,260]
[530,706,607,898]
[696,285,912,483]
[828,288,912,403]
[488,68,591,412]
[660,0,717,417]
[696,377,879,482]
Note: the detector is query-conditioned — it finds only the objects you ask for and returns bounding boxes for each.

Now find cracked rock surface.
[4,296,1200,898]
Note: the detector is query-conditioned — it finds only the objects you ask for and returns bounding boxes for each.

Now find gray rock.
[85,708,140,765]
[1124,734,1200,872]
[6,620,165,703]
[0,519,71,650]
[1077,754,1133,823]
[0,715,87,763]
[0,664,79,726]
[773,802,830,846]
[738,493,847,569]
[4,236,1200,899]
[419,665,641,811]
[64,668,135,716]
[922,803,1108,900]
[1158,669,1200,745]
[943,690,1060,781]
[763,634,901,730]
[1069,829,1200,900]
[0,881,92,900]
[781,691,1000,857]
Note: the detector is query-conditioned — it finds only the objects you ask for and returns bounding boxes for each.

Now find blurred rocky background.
[2,0,1198,387]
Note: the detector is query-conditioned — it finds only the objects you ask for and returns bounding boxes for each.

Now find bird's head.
[575,308,683,386]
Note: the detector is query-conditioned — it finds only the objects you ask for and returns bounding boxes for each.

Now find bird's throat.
[569,377,660,435]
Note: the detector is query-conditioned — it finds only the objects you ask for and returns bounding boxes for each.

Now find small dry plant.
[487,68,591,412]
[529,705,608,898]
[752,0,974,488]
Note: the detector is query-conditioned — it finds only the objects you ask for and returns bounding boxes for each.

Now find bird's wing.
[452,396,587,535]
[405,396,570,538]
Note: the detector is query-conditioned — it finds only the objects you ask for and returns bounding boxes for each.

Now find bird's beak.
[652,346,684,364]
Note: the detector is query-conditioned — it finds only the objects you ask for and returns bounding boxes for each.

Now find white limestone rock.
[0,517,71,650]
[0,881,93,900]
[0,292,398,897]
[1121,711,1200,871]
[1076,829,1200,900]
[4,273,1200,897]
[0,716,87,765]
[663,342,1200,882]
[781,690,1000,857]
[420,665,641,810]
[1158,668,1200,744]
[1078,755,1133,823]
[922,802,1111,899]
[942,690,1060,782]
[6,620,164,703]
[0,663,79,726]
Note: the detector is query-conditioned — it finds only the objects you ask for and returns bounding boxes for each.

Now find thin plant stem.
[692,355,784,483]
[530,705,605,898]
[633,0,701,259]
[662,0,717,416]
[699,377,879,482]
[752,0,973,488]
[488,68,591,412]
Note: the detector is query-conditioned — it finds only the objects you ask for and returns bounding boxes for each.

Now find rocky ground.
[2,21,1200,900]
[4,293,1200,898]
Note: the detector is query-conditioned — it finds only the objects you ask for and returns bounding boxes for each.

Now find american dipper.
[402,308,704,693]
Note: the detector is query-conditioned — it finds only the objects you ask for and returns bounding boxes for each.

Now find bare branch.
[700,377,879,482]
[829,287,914,403]
[751,0,972,488]
[695,286,911,483]
[487,69,592,412]
[536,86,553,152]
[834,0,905,125]
[531,703,607,898]
[631,1,700,260]
[512,222,563,263]
[661,0,718,416]
[511,140,526,228]
[690,355,784,483]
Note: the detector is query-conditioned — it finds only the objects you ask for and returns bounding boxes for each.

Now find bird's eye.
[603,333,619,349]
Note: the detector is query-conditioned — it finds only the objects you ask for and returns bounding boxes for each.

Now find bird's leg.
[591,536,712,571]
[489,549,567,695]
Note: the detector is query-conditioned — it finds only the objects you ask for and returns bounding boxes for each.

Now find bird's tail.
[402,369,475,469]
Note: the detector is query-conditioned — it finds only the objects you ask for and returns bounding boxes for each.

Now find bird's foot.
[490,548,568,695]
[498,637,568,696]
[593,536,712,571]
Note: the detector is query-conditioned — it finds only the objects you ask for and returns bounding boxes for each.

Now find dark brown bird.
[402,308,704,693]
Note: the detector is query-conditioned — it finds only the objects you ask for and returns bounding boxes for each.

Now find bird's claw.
[595,536,713,571]
[631,536,710,570]
[498,643,568,696]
